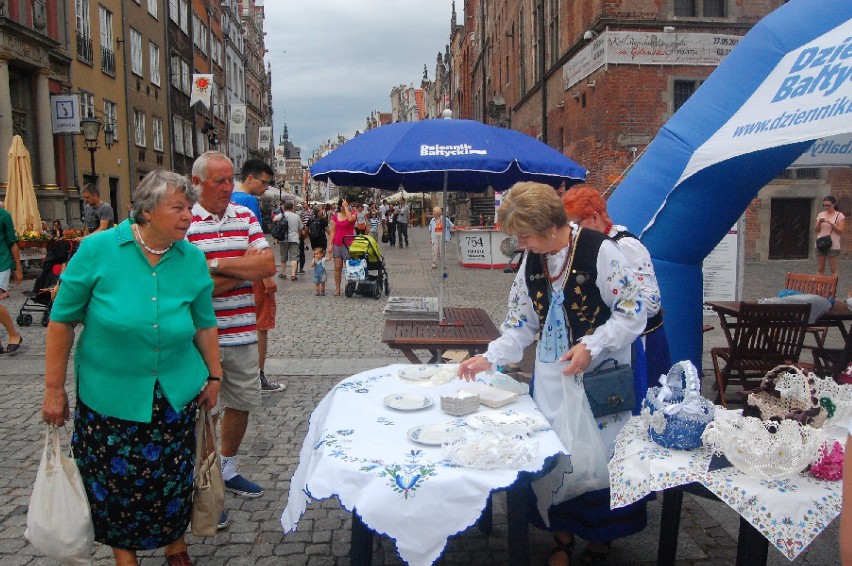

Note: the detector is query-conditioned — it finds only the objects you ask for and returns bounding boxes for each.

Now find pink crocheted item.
[809,441,844,481]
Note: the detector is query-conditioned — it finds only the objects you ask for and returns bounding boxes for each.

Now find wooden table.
[704,300,852,344]
[382,307,501,364]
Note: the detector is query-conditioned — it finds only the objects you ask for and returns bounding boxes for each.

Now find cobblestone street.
[0,225,845,565]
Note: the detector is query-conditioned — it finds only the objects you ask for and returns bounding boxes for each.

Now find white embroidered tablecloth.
[281,364,567,566]
[609,417,843,560]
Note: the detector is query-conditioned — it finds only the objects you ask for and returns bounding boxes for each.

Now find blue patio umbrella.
[310,115,587,321]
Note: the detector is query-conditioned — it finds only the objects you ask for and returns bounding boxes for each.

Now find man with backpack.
[306,205,329,251]
[272,200,302,280]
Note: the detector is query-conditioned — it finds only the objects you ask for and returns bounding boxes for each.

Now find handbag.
[582,358,635,418]
[25,425,94,565]
[191,406,225,537]
[381,230,390,244]
[816,235,832,252]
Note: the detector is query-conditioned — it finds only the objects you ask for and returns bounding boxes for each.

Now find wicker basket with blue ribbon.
[641,360,715,450]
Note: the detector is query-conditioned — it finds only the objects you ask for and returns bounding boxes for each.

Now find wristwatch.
[209,258,219,275]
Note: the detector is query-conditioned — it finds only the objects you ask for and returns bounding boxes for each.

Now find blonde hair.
[498,182,567,236]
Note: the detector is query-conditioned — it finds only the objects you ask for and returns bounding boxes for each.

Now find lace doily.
[701,407,829,481]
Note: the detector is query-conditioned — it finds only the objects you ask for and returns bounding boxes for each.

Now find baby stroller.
[17,239,74,327]
[342,234,390,299]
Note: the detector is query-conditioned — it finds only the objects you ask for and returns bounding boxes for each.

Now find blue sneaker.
[217,510,229,530]
[224,474,264,498]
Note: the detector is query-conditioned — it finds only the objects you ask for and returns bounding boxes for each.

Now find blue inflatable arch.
[607,0,852,368]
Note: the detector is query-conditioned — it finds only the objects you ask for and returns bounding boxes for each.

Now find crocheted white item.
[808,375,852,428]
[701,407,829,481]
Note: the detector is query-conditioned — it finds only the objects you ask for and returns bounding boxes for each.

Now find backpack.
[271,215,289,241]
[308,217,324,240]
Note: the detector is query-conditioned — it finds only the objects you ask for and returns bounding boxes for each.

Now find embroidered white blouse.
[608,224,662,319]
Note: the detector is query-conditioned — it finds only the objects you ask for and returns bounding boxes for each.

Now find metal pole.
[89,147,97,187]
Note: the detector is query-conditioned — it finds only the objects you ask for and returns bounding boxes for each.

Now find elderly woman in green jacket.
[41,170,223,566]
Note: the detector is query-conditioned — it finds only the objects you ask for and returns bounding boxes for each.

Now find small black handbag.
[816,235,832,252]
[583,359,635,418]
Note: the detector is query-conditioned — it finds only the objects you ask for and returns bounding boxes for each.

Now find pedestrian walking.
[396,198,410,247]
[42,169,224,565]
[311,247,328,296]
[327,198,356,296]
[428,206,454,269]
[386,208,397,247]
[187,151,277,529]
[230,159,286,394]
[273,201,303,281]
[0,194,23,353]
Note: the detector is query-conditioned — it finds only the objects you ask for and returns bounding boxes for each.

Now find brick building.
[441,0,851,260]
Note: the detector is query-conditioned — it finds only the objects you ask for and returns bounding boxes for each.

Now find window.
[548,0,559,66]
[192,13,201,46]
[674,0,726,17]
[75,0,92,64]
[200,23,208,55]
[152,116,164,151]
[179,0,189,34]
[104,100,118,141]
[99,6,115,76]
[171,55,181,89]
[79,90,95,118]
[673,79,702,112]
[169,0,178,22]
[134,110,147,147]
[173,115,184,154]
[148,0,158,18]
[181,59,191,94]
[183,119,194,157]
[149,42,160,85]
[130,28,143,76]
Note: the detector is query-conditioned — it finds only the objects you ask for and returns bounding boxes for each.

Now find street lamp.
[79,116,115,183]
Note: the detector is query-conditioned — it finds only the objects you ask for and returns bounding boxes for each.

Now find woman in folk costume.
[563,186,672,402]
[459,182,646,565]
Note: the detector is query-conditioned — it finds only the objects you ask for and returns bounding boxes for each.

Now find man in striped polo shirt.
[187,151,276,528]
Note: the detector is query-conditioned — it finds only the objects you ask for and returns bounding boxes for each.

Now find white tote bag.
[25,426,94,565]
[532,374,610,525]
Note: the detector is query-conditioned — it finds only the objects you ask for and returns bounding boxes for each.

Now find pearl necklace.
[134,224,172,255]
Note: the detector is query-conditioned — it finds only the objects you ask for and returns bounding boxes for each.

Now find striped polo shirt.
[186,202,270,347]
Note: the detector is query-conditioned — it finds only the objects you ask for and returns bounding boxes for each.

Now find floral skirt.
[72,383,197,550]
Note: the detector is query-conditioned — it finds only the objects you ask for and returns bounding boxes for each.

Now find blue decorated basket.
[641,361,715,450]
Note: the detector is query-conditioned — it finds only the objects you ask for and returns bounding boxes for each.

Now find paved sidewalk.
[0,227,843,565]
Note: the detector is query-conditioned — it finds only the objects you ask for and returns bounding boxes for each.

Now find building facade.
[436,0,851,259]
[222,0,247,172]
[240,0,271,164]
[0,0,74,223]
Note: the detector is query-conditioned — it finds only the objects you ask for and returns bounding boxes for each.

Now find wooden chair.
[710,302,811,406]
[783,272,838,349]
[783,272,838,299]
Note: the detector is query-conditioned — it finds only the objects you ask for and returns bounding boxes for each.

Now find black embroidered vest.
[525,228,610,345]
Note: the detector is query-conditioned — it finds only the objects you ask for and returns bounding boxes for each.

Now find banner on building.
[258,127,272,150]
[563,31,742,89]
[50,94,80,134]
[190,74,213,108]
[230,104,246,135]
[274,145,286,174]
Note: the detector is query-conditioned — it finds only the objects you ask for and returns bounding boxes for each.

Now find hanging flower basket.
[17,240,48,249]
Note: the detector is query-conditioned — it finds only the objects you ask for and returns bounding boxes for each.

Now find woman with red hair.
[563,186,671,385]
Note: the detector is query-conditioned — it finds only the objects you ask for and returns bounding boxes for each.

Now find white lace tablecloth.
[281,364,567,566]
[609,417,843,560]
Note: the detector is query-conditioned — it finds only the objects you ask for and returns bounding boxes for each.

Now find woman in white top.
[458,182,646,566]
[815,195,845,276]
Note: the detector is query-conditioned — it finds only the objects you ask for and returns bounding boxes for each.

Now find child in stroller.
[17,239,74,327]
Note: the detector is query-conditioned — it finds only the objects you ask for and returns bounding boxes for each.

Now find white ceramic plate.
[383,393,434,411]
[407,424,465,446]
[398,365,440,382]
